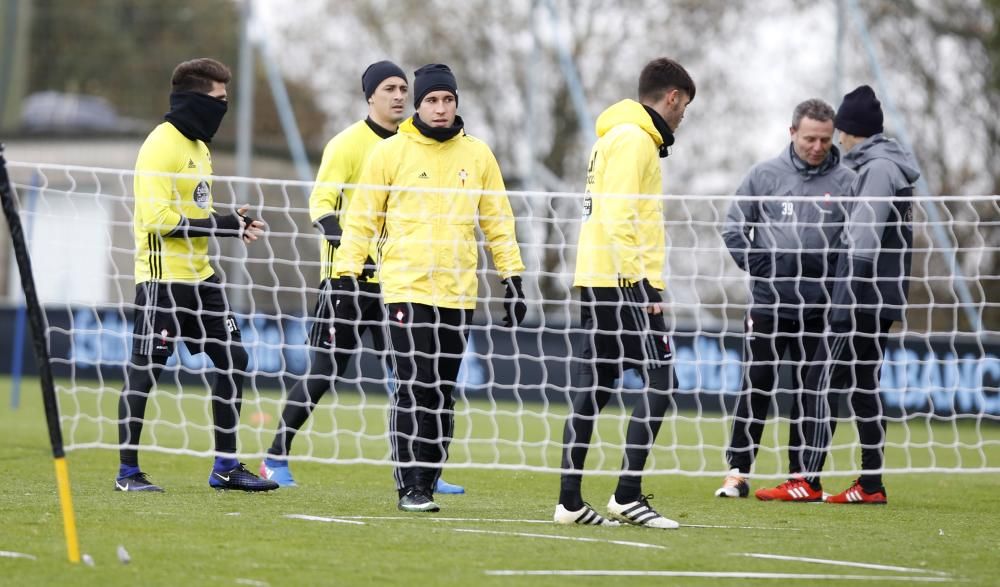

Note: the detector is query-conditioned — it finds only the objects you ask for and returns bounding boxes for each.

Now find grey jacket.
[722,145,856,319]
[830,134,921,325]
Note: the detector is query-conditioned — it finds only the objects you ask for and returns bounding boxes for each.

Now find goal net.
[3,160,998,479]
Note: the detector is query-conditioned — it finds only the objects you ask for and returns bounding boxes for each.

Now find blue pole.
[10,170,39,409]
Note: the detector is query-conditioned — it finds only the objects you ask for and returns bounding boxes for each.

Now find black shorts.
[307,278,386,351]
[577,285,673,373]
[131,274,241,357]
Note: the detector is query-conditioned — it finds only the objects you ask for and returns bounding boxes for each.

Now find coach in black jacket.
[716,99,856,498]
[756,85,921,504]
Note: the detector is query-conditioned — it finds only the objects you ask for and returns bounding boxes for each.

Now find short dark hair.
[791,98,835,129]
[638,58,695,103]
[171,58,232,93]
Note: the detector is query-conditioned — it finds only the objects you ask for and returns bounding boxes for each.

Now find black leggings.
[118,341,248,467]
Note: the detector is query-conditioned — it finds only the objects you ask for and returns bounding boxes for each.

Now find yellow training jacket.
[133,122,215,284]
[310,119,386,283]
[335,117,525,309]
[574,99,667,290]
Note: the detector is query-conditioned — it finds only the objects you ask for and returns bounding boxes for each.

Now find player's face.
[663,89,691,131]
[791,117,834,166]
[417,91,457,127]
[207,80,228,102]
[370,76,408,124]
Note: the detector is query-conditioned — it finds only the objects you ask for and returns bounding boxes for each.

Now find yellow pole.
[53,457,81,563]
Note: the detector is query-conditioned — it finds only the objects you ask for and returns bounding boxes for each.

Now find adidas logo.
[187,158,196,169]
[787,486,812,499]
[418,172,429,179]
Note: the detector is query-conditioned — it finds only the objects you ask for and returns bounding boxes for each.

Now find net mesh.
[4,161,998,478]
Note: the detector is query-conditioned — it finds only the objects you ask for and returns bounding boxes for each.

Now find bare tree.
[265,1,997,331]
[840,0,999,333]
[265,0,755,322]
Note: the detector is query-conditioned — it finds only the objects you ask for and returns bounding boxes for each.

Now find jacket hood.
[594,99,664,146]
[845,134,921,183]
[784,143,843,177]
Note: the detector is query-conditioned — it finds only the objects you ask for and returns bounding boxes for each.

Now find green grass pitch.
[2,375,999,585]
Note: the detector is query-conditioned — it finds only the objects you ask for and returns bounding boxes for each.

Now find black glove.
[333,275,361,324]
[316,214,343,247]
[237,211,256,228]
[360,256,377,282]
[627,278,662,308]
[502,276,527,327]
[639,278,662,305]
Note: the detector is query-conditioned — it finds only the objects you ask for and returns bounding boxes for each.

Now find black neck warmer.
[164,91,228,143]
[642,105,675,158]
[412,113,465,142]
[365,117,397,139]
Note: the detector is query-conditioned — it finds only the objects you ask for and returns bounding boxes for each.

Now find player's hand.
[635,278,663,315]
[502,275,527,327]
[237,204,265,244]
[333,275,361,324]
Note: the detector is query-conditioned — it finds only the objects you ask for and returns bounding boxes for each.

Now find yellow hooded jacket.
[574,99,667,290]
[335,117,524,309]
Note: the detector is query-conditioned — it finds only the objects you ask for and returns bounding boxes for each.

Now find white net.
[3,160,999,478]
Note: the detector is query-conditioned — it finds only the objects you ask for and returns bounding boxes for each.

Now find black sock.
[268,350,336,456]
[614,365,674,505]
[559,365,617,511]
[859,474,884,493]
[204,342,248,455]
[614,476,642,504]
[118,354,167,469]
[559,486,585,511]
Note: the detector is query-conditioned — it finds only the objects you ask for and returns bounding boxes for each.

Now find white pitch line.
[284,514,367,526]
[682,523,804,531]
[235,579,270,587]
[739,553,951,576]
[334,515,552,524]
[454,528,666,550]
[293,515,800,530]
[0,551,36,560]
[484,570,958,582]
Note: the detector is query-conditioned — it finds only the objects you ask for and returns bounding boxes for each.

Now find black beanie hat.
[834,84,884,137]
[362,60,407,100]
[413,64,458,107]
